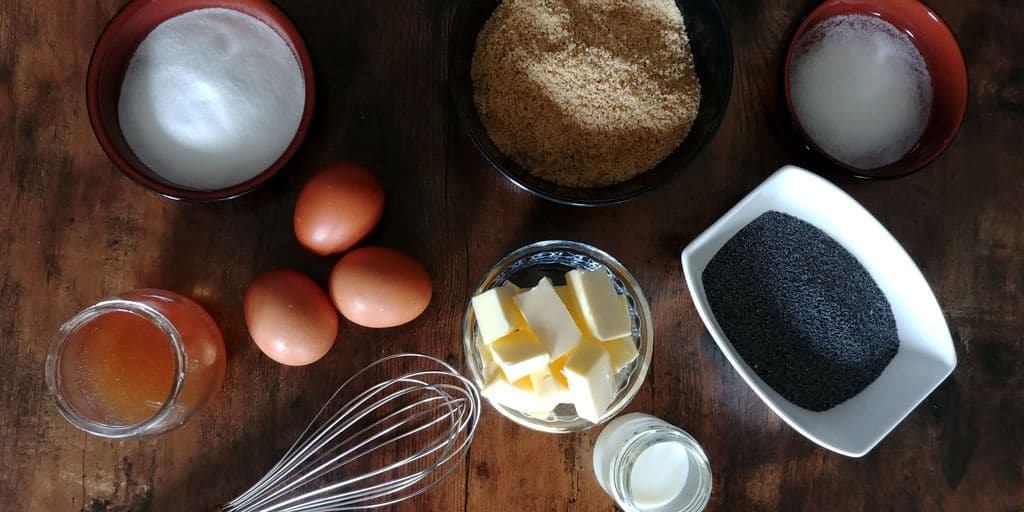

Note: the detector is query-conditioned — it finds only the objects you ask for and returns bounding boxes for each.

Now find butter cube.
[529,366,571,404]
[472,286,525,344]
[548,350,573,389]
[562,340,617,423]
[481,373,551,414]
[477,337,501,381]
[502,280,523,294]
[566,269,631,341]
[554,285,588,334]
[602,336,639,373]
[513,278,583,359]
[489,330,550,382]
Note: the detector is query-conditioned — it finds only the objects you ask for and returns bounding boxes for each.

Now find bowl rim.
[462,239,654,433]
[782,0,969,180]
[680,165,956,456]
[447,0,734,206]
[86,0,317,202]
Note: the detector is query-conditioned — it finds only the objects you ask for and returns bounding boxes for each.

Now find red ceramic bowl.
[86,0,316,201]
[784,0,968,179]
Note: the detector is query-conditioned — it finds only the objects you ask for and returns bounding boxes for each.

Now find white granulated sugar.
[119,8,305,190]
[789,14,932,170]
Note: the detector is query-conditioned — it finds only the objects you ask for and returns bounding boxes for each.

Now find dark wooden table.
[2,1,1021,510]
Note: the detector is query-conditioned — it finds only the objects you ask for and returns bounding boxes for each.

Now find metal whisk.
[223,353,481,512]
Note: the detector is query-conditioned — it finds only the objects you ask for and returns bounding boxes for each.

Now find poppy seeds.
[701,211,900,411]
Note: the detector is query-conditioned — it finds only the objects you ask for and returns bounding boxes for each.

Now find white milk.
[630,441,690,509]
[789,14,932,170]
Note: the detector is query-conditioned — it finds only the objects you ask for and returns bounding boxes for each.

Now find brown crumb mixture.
[471,0,701,188]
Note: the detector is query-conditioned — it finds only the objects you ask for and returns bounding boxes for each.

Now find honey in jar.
[45,289,225,438]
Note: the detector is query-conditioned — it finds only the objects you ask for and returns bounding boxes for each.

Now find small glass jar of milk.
[593,413,712,512]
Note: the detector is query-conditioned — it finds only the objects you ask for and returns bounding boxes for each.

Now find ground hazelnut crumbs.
[471,0,701,188]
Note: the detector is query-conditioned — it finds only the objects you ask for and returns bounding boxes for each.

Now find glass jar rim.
[44,297,186,438]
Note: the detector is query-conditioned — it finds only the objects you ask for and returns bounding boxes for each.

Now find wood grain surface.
[1,1,1022,510]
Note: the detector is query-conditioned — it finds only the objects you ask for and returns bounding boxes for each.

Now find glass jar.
[593,413,713,512]
[44,289,226,438]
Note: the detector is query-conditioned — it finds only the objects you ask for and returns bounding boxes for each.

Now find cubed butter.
[548,350,573,389]
[472,286,525,344]
[481,372,552,414]
[502,280,523,294]
[566,269,631,341]
[477,337,501,381]
[489,329,550,382]
[513,278,582,359]
[554,285,588,334]
[529,366,571,404]
[561,340,617,423]
[602,336,639,373]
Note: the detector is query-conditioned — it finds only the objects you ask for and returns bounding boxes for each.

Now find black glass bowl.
[449,0,733,207]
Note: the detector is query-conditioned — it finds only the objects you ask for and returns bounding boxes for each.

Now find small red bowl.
[784,0,968,179]
[86,0,316,201]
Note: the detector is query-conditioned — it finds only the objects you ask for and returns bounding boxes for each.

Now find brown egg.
[294,163,385,256]
[330,247,432,328]
[244,269,338,366]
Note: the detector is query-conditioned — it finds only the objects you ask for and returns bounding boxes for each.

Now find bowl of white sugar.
[783,0,967,179]
[87,0,315,200]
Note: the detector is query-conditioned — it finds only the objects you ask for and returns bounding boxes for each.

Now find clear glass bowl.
[462,240,653,433]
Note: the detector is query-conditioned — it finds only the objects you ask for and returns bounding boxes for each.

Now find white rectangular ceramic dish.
[680,165,956,457]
